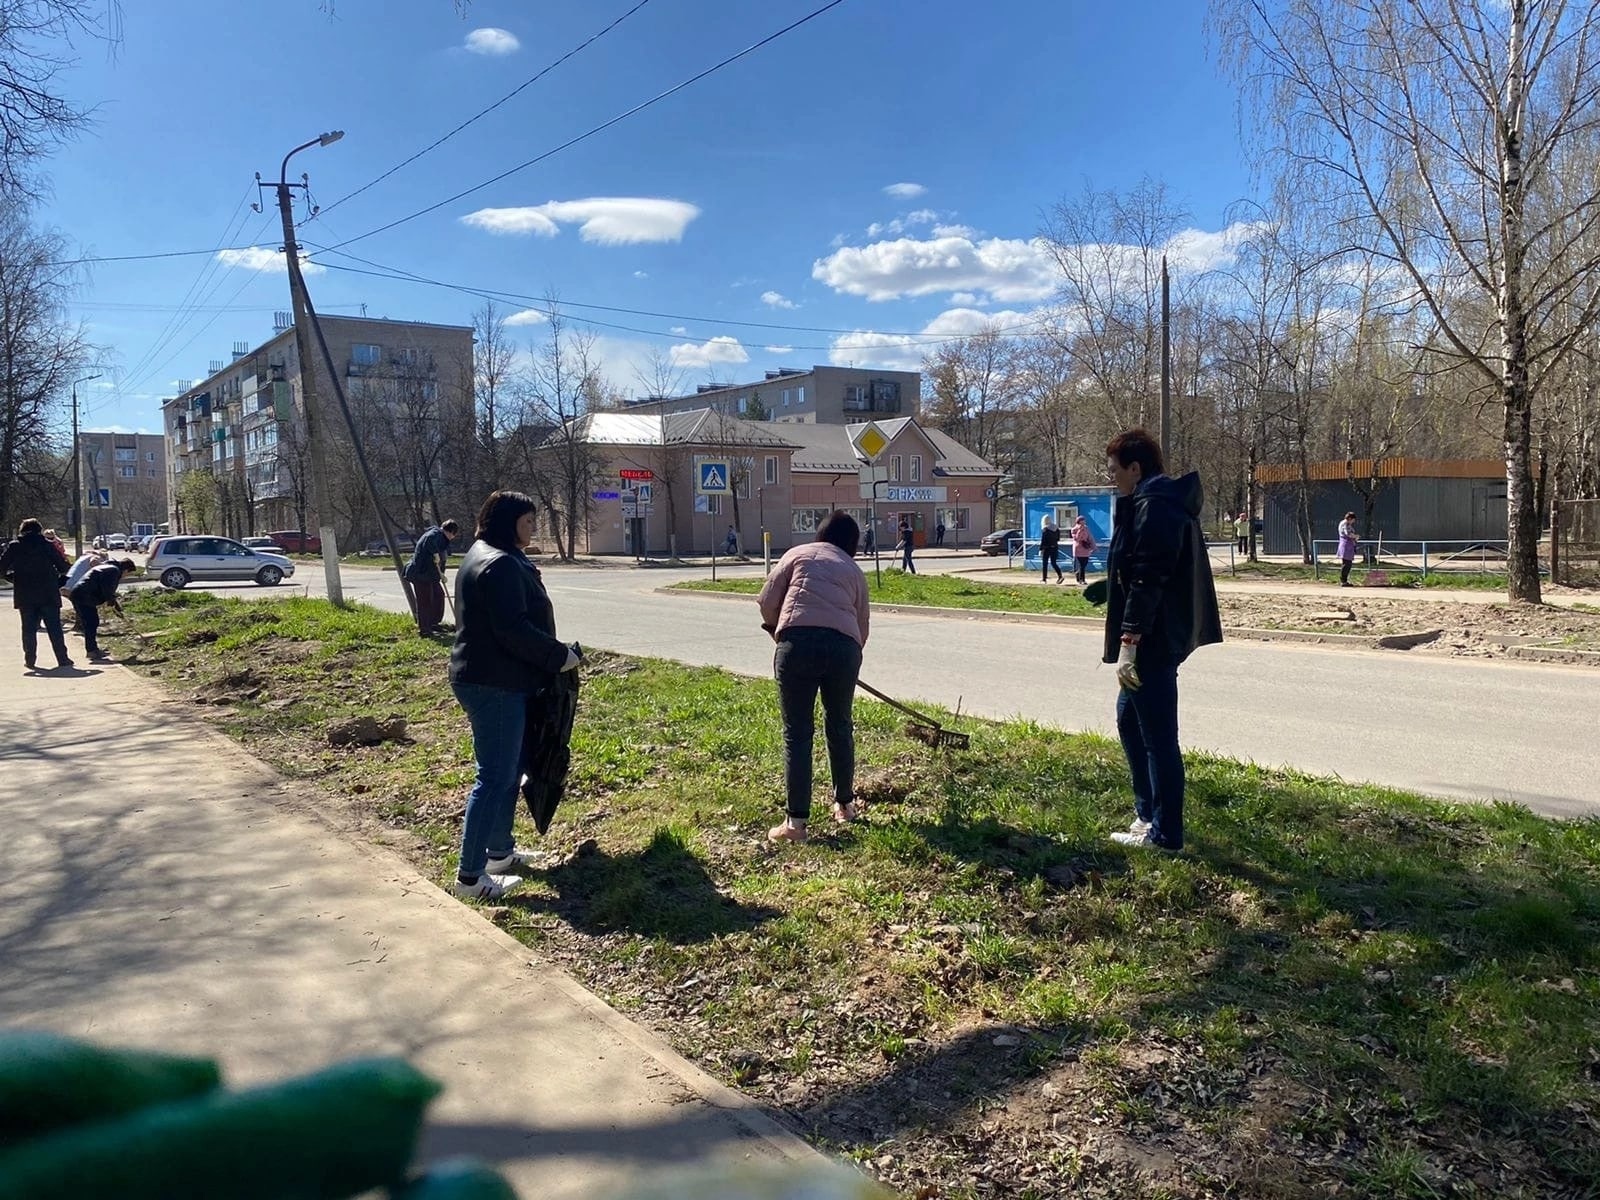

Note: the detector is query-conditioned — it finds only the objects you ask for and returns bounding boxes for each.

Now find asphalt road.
[179,559,1598,819]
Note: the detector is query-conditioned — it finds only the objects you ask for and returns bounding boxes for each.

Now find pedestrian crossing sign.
[697,459,732,495]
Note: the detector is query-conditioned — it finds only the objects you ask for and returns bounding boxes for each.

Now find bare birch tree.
[1212,0,1600,600]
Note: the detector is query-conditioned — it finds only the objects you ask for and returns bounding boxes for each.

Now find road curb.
[1507,644,1600,666]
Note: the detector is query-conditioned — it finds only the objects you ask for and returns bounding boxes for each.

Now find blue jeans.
[452,680,528,878]
[19,602,69,666]
[72,595,102,655]
[900,544,915,573]
[774,627,862,820]
[1115,660,1184,849]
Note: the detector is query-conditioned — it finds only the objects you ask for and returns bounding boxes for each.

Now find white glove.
[1116,641,1141,692]
[561,647,580,672]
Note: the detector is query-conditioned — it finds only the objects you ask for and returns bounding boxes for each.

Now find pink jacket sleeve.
[757,553,794,632]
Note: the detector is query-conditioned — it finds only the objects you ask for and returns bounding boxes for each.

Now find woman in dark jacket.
[1,517,72,670]
[449,491,579,900]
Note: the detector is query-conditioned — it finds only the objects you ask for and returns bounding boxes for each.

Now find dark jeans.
[1041,547,1062,581]
[72,595,102,655]
[19,602,69,666]
[900,544,915,573]
[1115,660,1184,849]
[1074,555,1090,583]
[774,626,862,820]
[414,577,446,633]
[1339,558,1354,585]
[452,680,529,878]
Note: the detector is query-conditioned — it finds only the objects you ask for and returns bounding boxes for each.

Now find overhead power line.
[321,0,850,254]
[318,0,657,218]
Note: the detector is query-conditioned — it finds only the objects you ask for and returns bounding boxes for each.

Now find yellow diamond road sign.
[852,421,889,463]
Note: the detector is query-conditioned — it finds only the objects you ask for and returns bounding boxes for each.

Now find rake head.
[904,721,970,751]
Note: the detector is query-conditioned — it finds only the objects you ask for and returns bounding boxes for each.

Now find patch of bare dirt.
[1220,593,1600,660]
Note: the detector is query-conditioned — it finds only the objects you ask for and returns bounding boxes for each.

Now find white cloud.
[760,290,796,309]
[669,335,750,371]
[461,197,700,244]
[215,246,324,275]
[813,234,1058,303]
[465,28,520,56]
[948,292,981,306]
[883,182,927,198]
[1163,221,1265,272]
[764,345,795,355]
[865,209,939,239]
[828,307,1041,371]
[504,308,549,327]
[633,270,649,279]
[669,325,688,335]
[932,222,978,239]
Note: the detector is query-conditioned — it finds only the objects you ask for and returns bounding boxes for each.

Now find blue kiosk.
[1019,486,1116,575]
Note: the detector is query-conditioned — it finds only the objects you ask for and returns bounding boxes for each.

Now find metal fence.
[1312,538,1510,582]
[1555,499,1600,587]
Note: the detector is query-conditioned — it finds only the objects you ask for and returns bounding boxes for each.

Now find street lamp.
[70,373,102,557]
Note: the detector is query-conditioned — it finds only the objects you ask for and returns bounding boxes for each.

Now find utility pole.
[1159,254,1171,463]
[267,131,345,606]
[70,374,101,557]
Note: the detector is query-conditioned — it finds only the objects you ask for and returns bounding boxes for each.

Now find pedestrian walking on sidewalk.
[1039,516,1064,583]
[1092,429,1222,853]
[1,518,73,671]
[896,520,916,573]
[758,511,870,844]
[1337,512,1359,587]
[449,492,580,901]
[67,558,136,662]
[405,519,459,636]
[1071,515,1097,583]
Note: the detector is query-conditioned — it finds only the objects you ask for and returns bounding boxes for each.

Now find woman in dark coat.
[448,491,579,900]
[0,517,72,671]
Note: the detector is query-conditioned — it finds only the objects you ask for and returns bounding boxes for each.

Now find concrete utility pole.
[1159,254,1171,463]
[271,131,345,606]
[70,373,101,558]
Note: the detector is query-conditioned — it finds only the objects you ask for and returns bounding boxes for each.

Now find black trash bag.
[520,644,582,836]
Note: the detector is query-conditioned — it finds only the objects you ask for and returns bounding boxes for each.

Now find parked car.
[107,533,128,551]
[146,535,296,589]
[979,528,1024,556]
[265,529,321,554]
[363,534,417,556]
[241,536,281,550]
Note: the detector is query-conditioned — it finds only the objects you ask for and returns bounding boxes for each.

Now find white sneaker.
[485,848,545,873]
[1127,817,1152,837]
[1110,829,1158,848]
[451,872,520,901]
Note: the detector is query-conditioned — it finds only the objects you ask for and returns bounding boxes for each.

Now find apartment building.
[162,314,473,543]
[76,431,167,537]
[624,365,921,425]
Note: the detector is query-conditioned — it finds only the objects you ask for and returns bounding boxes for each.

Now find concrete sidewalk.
[0,633,821,1194]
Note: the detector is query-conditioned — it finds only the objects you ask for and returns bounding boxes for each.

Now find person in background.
[68,557,136,662]
[1337,511,1360,587]
[42,528,66,558]
[1235,511,1250,554]
[896,520,916,574]
[862,523,876,557]
[1039,515,1064,583]
[449,492,580,901]
[724,525,739,555]
[1094,429,1222,853]
[60,546,109,631]
[935,520,946,547]
[1071,515,1098,584]
[758,511,870,844]
[1,518,73,671]
[405,519,459,637]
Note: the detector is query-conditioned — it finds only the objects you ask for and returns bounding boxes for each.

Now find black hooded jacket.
[0,531,69,610]
[448,540,571,692]
[1101,471,1223,666]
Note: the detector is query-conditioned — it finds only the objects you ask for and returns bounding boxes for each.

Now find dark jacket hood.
[1137,471,1204,518]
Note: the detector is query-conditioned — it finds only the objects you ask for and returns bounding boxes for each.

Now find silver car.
[147,535,297,589]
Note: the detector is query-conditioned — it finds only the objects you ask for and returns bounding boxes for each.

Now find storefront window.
[791,508,830,534]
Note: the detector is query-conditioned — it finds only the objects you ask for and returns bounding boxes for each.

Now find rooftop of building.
[777,417,999,476]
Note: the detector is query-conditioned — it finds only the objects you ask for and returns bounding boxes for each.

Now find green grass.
[1225,560,1511,590]
[674,571,1102,616]
[115,589,1600,1198]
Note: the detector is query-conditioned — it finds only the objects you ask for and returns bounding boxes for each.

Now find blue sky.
[45,0,1255,432]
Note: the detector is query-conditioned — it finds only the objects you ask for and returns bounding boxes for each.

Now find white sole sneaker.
[1128,818,1152,837]
[451,872,520,901]
[485,849,546,873]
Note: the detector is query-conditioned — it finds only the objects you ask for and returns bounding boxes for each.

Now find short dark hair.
[17,518,41,535]
[441,519,460,534]
[816,510,860,556]
[117,558,136,573]
[475,490,536,551]
[1106,428,1165,478]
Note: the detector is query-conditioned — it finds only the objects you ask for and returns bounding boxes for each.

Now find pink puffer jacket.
[757,541,870,646]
